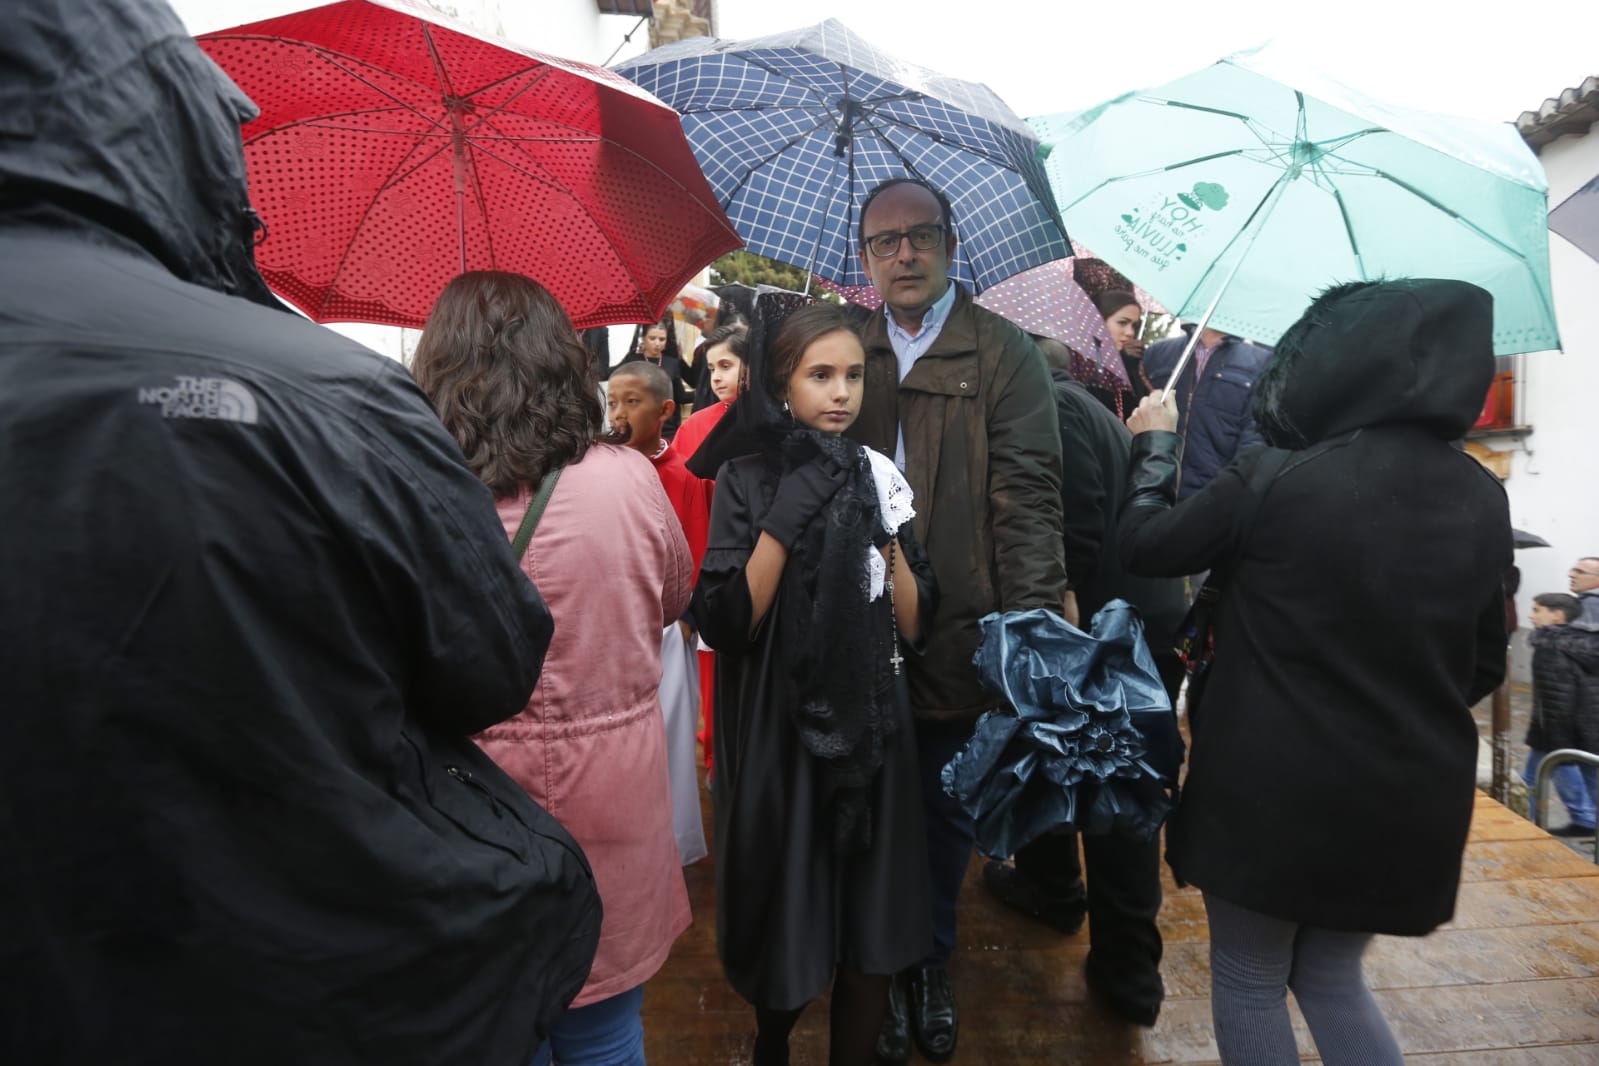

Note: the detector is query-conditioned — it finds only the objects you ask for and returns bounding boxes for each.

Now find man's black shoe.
[908,965,958,1062]
[1552,823,1596,838]
[1084,952,1161,1028]
[874,972,910,1064]
[982,861,1088,935]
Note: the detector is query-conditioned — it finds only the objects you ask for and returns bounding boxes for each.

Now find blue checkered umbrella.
[613,19,1068,292]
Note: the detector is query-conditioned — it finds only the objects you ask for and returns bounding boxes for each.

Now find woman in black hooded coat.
[1118,279,1511,1065]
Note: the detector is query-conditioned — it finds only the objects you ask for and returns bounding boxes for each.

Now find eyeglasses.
[1572,567,1599,577]
[863,224,947,258]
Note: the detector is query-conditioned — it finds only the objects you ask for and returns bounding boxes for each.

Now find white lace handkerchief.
[864,447,915,601]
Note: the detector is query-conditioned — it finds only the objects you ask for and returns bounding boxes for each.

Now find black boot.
[982,860,1087,935]
[1085,951,1162,1027]
[908,965,958,1062]
[874,972,910,1063]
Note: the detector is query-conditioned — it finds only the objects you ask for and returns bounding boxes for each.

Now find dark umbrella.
[614,18,1068,293]
[1551,173,1599,265]
[1513,528,1551,549]
[942,605,1183,859]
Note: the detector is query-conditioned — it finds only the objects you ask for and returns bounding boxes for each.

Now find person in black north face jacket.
[0,2,600,1063]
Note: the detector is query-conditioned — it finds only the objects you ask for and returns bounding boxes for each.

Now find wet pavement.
[644,785,1599,1064]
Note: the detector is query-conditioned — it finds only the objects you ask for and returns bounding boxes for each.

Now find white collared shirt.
[884,281,957,468]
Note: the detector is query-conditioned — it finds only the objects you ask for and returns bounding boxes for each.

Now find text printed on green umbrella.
[1115,183,1230,272]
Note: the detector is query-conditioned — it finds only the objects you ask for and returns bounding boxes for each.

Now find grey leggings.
[1204,893,1404,1066]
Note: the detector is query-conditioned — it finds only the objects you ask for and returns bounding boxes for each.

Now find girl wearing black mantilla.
[692,300,936,1066]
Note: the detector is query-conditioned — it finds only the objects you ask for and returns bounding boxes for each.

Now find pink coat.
[481,444,693,1007]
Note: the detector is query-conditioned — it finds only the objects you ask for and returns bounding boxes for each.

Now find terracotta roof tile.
[1517,76,1599,148]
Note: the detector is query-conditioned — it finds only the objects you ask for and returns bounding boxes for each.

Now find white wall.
[168,0,652,363]
[1492,129,1599,631]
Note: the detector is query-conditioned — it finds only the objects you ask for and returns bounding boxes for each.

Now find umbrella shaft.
[1161,177,1291,392]
[1160,274,1228,392]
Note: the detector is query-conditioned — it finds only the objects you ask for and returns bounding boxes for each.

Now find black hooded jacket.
[0,2,599,1062]
[1526,624,1599,754]
[1118,279,1512,936]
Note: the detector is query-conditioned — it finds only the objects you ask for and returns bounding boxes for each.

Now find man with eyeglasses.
[1571,558,1599,629]
[846,177,1066,1064]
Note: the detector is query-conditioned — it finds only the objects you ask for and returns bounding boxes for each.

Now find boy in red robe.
[608,361,710,572]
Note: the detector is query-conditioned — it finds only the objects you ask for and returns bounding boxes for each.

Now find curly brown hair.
[411,271,616,496]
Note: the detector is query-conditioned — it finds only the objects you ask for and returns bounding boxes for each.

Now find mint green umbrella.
[1029,44,1559,381]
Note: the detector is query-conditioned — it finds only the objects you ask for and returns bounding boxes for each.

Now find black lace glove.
[758,455,847,550]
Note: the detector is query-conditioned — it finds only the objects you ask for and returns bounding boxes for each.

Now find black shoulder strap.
[509,466,565,560]
[1233,447,1291,545]
[1197,447,1291,598]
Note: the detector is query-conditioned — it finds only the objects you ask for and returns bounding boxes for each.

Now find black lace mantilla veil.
[685,285,807,478]
[693,286,900,853]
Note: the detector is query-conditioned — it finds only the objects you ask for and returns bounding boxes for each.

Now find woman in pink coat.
[412,271,693,1066]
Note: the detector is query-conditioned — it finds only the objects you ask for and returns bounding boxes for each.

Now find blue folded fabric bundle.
[942,603,1184,857]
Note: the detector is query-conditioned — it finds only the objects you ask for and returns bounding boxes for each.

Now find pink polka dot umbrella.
[815,251,1178,394]
[975,258,1127,387]
[1070,240,1168,316]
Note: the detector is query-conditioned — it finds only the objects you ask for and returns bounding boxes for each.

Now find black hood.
[1532,624,1599,667]
[1251,279,1495,448]
[0,0,279,306]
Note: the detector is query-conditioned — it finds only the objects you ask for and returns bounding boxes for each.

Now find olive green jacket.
[849,286,1067,719]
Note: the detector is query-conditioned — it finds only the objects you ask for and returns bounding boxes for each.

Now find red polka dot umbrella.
[198,0,741,330]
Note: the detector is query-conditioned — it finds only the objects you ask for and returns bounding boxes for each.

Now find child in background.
[609,362,711,571]
[671,320,750,771]
[674,320,749,462]
[608,360,710,865]
[611,321,694,437]
[1523,592,1599,837]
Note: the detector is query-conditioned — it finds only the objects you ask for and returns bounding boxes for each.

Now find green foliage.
[709,251,809,291]
[708,250,840,302]
[1140,313,1178,344]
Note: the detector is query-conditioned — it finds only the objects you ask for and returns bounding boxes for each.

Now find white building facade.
[1472,80,1599,674]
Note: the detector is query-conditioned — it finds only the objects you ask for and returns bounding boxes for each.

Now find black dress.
[1080,349,1154,421]
[694,454,935,1010]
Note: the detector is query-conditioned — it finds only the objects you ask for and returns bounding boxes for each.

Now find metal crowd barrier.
[1532,748,1599,866]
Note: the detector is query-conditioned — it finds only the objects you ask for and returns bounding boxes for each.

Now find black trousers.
[1014,827,1164,1009]
[913,716,979,967]
[1010,652,1183,1011]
